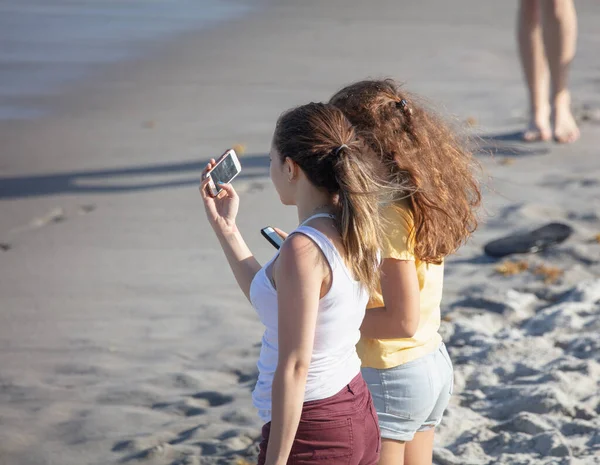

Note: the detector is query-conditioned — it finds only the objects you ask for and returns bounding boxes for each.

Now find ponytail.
[274,102,389,294]
[334,147,384,295]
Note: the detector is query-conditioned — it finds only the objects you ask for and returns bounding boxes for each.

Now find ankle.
[553,90,571,110]
[530,110,550,127]
[530,102,550,118]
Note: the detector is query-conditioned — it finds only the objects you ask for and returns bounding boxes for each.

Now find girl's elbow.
[390,306,419,338]
[403,321,419,338]
[279,358,310,380]
[292,360,309,378]
[404,312,420,337]
[397,315,420,338]
[405,300,421,336]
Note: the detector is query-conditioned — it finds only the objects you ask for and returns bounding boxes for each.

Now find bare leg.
[378,439,405,465]
[404,430,435,465]
[541,0,580,143]
[518,0,552,142]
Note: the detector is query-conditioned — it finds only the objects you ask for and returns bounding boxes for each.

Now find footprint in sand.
[217,429,256,452]
[112,425,210,460]
[151,399,207,418]
[190,391,234,408]
[24,207,66,231]
[221,410,256,428]
[227,344,260,388]
[115,388,236,444]
[9,204,96,235]
[167,425,206,446]
[114,434,203,464]
[194,432,257,461]
[119,442,188,463]
[77,204,96,214]
[575,103,600,124]
[230,367,258,386]
[112,432,177,453]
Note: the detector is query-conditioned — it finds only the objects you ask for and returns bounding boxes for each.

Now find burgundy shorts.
[257,373,380,465]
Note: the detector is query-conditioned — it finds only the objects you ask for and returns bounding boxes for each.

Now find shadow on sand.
[474,131,550,158]
[0,154,270,199]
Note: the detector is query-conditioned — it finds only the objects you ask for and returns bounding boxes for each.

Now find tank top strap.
[299,213,335,226]
[289,225,344,272]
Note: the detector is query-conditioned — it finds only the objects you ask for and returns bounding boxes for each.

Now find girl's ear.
[285,157,298,182]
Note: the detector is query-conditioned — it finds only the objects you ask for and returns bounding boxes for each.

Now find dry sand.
[1,1,599,464]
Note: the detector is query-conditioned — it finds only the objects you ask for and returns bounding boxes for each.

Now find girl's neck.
[296,197,336,225]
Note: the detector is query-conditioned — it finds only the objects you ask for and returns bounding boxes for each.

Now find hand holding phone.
[204,149,242,197]
[200,150,242,233]
[261,226,286,249]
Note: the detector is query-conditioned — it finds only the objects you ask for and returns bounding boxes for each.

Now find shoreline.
[0,0,259,122]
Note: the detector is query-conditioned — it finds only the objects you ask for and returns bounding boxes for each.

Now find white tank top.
[249,214,369,423]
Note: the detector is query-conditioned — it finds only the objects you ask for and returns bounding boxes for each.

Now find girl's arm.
[360,258,420,339]
[213,223,262,302]
[264,234,324,465]
[200,162,261,302]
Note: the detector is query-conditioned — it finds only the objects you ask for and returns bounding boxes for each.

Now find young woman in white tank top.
[200,103,385,465]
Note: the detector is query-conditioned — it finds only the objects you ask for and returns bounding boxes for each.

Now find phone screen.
[210,153,239,187]
[262,227,284,249]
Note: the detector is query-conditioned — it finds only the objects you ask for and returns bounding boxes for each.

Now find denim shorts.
[361,343,454,442]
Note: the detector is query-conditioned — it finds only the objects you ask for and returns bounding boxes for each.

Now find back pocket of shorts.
[381,364,432,420]
[291,417,353,463]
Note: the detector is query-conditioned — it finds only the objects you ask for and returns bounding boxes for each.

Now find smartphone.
[261,226,284,250]
[205,149,242,197]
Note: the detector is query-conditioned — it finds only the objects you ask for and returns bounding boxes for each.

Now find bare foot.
[523,106,551,142]
[523,122,552,142]
[553,92,580,143]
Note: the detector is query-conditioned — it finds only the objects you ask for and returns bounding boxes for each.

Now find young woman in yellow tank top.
[330,79,482,465]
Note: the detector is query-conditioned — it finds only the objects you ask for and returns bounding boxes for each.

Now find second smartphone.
[261,226,284,249]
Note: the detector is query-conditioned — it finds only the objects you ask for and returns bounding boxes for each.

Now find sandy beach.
[1,1,599,464]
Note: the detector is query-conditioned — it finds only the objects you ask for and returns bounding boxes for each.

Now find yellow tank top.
[357,201,443,369]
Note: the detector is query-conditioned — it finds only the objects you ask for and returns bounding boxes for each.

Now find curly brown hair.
[330,79,481,264]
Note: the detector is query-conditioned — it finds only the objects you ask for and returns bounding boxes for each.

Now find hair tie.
[396,99,413,116]
[334,144,348,156]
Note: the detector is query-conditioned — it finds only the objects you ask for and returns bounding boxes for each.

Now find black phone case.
[261,229,282,249]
